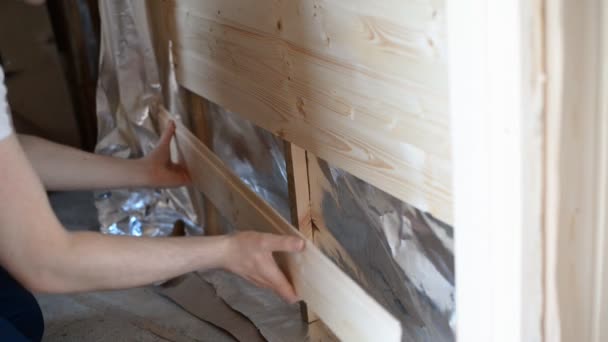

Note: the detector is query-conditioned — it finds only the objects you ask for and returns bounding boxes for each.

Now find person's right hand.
[221,231,305,303]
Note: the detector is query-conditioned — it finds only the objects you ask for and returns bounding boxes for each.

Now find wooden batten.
[158,108,402,342]
[158,0,453,224]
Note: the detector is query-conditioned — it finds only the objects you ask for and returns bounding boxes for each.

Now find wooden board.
[155,0,452,224]
[448,0,544,341]
[544,0,608,340]
[158,107,402,342]
[284,143,314,241]
[283,142,319,323]
[186,91,223,236]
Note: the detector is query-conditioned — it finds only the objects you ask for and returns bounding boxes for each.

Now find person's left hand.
[139,121,191,188]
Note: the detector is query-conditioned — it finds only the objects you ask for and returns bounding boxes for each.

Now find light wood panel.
[186,91,223,236]
[448,0,544,341]
[284,143,314,241]
[283,142,319,323]
[544,0,608,340]
[157,0,452,223]
[158,108,402,342]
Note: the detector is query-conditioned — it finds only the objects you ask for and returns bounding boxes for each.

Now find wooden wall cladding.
[159,0,452,224]
[158,108,402,341]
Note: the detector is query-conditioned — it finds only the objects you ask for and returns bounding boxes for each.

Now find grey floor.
[40,191,233,342]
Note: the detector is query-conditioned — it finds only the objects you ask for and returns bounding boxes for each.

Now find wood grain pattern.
[283,142,319,323]
[544,0,608,340]
[157,0,452,223]
[158,108,402,342]
[284,143,314,240]
[186,91,223,236]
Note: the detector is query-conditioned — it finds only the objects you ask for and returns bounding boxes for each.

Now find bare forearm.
[18,134,150,190]
[0,135,300,302]
[0,135,203,292]
[34,232,229,293]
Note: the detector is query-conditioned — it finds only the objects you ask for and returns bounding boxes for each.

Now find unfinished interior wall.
[309,159,454,341]
[157,1,454,339]
[96,0,453,340]
[198,102,454,341]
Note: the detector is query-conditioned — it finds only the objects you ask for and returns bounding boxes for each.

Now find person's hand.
[222,231,305,303]
[139,121,191,188]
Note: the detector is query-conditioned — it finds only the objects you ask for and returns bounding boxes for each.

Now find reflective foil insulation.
[95,0,200,237]
[95,1,454,341]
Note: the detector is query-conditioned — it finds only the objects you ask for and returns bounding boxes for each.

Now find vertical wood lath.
[283,142,318,323]
[187,91,222,236]
[544,0,608,340]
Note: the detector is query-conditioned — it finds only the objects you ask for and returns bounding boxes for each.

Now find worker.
[0,45,303,342]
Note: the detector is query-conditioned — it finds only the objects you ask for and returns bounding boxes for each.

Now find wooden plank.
[448,0,544,341]
[544,0,608,340]
[187,91,222,236]
[283,142,318,323]
[158,0,452,224]
[158,107,402,342]
[284,143,314,240]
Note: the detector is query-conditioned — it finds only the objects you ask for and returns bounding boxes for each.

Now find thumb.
[158,121,176,149]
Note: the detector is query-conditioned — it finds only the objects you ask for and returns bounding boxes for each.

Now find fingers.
[159,120,176,148]
[263,261,299,303]
[264,234,305,253]
[227,232,303,303]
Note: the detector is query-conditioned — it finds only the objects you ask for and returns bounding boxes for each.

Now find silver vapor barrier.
[95,0,200,237]
[205,104,455,342]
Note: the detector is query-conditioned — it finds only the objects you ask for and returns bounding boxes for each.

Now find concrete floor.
[40,191,234,342]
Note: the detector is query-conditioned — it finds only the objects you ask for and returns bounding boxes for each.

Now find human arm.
[0,134,303,302]
[17,121,189,191]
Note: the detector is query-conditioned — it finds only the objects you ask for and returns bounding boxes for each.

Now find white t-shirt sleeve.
[0,66,13,141]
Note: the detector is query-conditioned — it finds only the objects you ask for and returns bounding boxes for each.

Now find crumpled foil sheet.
[200,104,310,341]
[207,103,291,221]
[200,270,307,342]
[311,159,455,341]
[95,0,200,236]
[206,103,455,341]
[95,1,454,341]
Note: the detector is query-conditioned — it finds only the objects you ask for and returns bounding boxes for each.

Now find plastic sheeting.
[95,1,454,340]
[311,159,455,341]
[95,0,200,237]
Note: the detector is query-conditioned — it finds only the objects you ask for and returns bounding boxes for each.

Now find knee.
[0,268,44,341]
[23,292,44,342]
[13,289,44,342]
